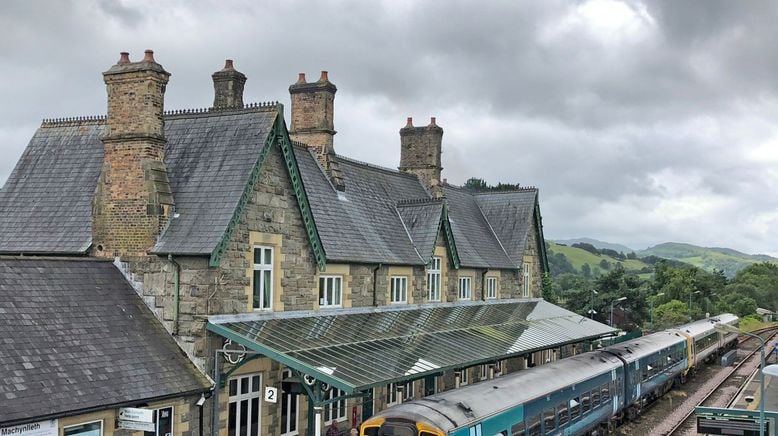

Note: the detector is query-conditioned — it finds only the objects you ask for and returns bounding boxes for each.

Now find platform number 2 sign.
[265,386,278,403]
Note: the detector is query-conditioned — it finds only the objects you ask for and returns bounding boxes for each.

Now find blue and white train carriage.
[360,314,740,436]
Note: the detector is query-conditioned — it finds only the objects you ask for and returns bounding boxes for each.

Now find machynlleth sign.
[0,419,58,436]
[118,407,153,423]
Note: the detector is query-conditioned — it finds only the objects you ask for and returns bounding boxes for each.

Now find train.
[360,313,739,436]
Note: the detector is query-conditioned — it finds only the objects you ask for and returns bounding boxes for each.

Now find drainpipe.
[169,254,181,335]
[372,264,382,307]
[481,269,488,301]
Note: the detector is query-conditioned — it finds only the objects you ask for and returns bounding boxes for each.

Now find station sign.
[118,407,153,423]
[0,419,58,436]
[117,420,155,432]
[117,407,154,432]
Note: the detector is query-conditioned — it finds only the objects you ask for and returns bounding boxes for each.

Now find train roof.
[673,313,738,338]
[602,329,686,362]
[375,350,622,432]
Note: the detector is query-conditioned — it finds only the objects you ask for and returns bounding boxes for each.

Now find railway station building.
[0,51,616,435]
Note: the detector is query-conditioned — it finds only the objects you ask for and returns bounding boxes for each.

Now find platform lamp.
[650,292,665,329]
[688,290,700,321]
[715,323,764,436]
[610,296,627,327]
[590,290,598,319]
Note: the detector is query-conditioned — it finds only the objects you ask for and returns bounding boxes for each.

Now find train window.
[420,433,437,436]
[601,384,610,402]
[570,397,580,419]
[591,389,600,407]
[363,427,379,436]
[581,392,591,413]
[543,408,555,433]
[511,422,525,436]
[527,415,541,436]
[556,402,568,426]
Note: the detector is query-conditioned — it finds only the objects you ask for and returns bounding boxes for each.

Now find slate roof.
[153,109,277,255]
[0,121,104,254]
[0,107,278,257]
[0,258,211,425]
[443,185,515,269]
[0,105,545,271]
[294,146,428,265]
[474,189,539,266]
[396,200,443,261]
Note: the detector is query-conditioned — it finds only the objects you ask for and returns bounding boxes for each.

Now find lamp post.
[650,292,665,329]
[589,290,598,319]
[715,323,764,436]
[610,296,627,327]
[688,290,700,321]
[706,293,717,317]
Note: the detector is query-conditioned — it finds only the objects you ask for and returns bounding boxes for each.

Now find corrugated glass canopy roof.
[207,299,616,393]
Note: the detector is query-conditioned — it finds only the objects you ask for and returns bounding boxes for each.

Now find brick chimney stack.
[399,117,444,198]
[289,71,344,190]
[93,50,174,257]
[212,59,246,108]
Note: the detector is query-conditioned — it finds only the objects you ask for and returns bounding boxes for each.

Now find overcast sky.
[2,0,777,255]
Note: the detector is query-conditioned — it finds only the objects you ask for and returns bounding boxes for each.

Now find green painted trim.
[209,115,277,267]
[274,106,327,272]
[206,322,355,393]
[534,199,549,274]
[220,354,262,388]
[441,201,461,269]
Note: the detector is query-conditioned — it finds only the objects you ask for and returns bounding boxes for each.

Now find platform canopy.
[207,298,616,394]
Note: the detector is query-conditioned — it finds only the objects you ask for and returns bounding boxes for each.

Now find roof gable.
[397,199,444,262]
[0,258,210,425]
[474,189,538,266]
[443,186,514,269]
[294,148,427,265]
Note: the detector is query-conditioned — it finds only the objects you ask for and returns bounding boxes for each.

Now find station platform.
[732,341,778,412]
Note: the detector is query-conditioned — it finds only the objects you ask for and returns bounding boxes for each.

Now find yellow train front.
[361,416,445,436]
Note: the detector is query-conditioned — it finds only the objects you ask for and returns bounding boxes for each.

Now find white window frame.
[401,380,415,402]
[494,360,504,377]
[485,276,497,299]
[145,406,174,436]
[479,364,490,381]
[228,373,262,436]
[390,276,408,304]
[281,369,299,436]
[427,257,442,302]
[64,420,103,436]
[319,275,343,308]
[323,387,347,424]
[253,246,273,310]
[523,263,530,297]
[385,382,399,406]
[459,368,470,386]
[458,276,472,301]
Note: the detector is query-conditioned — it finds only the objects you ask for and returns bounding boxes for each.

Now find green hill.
[547,241,650,277]
[553,237,634,255]
[639,242,778,278]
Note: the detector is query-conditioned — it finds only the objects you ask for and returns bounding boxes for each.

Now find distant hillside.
[553,237,634,255]
[547,241,652,278]
[639,242,778,278]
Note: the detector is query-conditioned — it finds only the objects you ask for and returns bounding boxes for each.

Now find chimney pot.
[429,117,437,126]
[405,117,413,128]
[297,73,306,84]
[118,52,130,64]
[319,71,329,82]
[224,59,234,70]
[143,49,155,62]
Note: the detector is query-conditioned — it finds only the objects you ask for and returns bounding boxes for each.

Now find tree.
[464,177,487,191]
[654,300,689,329]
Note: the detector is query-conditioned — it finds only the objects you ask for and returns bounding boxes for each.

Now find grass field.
[548,241,648,276]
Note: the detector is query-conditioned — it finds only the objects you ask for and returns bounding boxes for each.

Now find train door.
[468,423,483,436]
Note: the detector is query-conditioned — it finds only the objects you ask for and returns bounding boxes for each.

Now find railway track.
[657,326,778,436]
